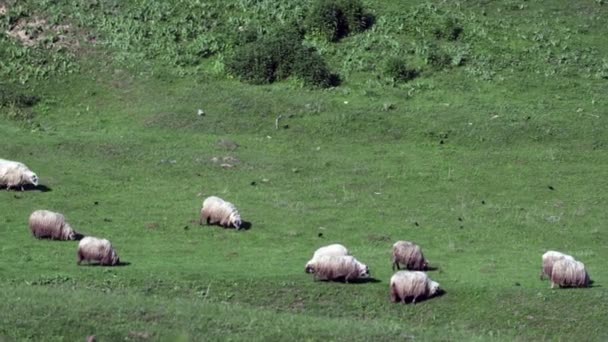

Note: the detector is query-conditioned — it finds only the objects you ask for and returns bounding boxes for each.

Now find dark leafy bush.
[0,85,40,108]
[225,29,338,87]
[293,47,340,87]
[0,84,39,123]
[425,45,453,69]
[306,0,373,42]
[433,17,463,41]
[383,58,419,83]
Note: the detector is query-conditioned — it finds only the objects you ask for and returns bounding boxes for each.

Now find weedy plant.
[225,27,338,87]
[305,0,373,42]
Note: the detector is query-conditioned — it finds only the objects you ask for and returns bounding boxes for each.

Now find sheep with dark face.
[307,255,369,282]
[77,236,120,266]
[29,210,77,240]
[200,196,242,229]
[550,258,590,288]
[540,250,575,280]
[0,158,38,191]
[392,241,428,271]
[390,271,441,304]
[305,243,350,273]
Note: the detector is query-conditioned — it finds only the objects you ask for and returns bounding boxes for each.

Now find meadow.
[1,0,607,340]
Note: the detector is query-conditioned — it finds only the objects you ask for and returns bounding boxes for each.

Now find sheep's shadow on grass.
[199,220,253,231]
[2,184,52,192]
[316,277,381,285]
[393,289,446,305]
[239,221,253,231]
[78,261,131,267]
[24,184,52,192]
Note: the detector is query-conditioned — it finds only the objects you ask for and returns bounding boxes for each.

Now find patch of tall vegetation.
[225,28,338,87]
[305,0,373,42]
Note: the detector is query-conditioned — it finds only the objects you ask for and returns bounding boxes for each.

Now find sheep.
[390,271,441,304]
[29,210,77,240]
[0,158,38,191]
[306,255,369,282]
[200,195,242,229]
[540,250,575,280]
[392,240,428,271]
[305,243,350,273]
[77,236,120,266]
[550,258,590,288]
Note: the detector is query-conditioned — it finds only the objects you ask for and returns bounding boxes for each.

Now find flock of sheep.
[1,157,593,304]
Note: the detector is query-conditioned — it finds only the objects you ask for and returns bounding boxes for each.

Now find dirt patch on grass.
[6,16,79,50]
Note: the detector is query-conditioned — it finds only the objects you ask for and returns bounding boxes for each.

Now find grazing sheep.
[200,196,242,229]
[307,255,369,282]
[392,240,428,271]
[0,158,38,191]
[541,250,575,280]
[77,236,120,266]
[390,271,441,304]
[29,210,76,240]
[550,258,590,288]
[305,243,350,273]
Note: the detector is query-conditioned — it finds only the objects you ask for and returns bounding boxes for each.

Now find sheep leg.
[77,251,84,265]
[390,291,398,303]
[551,281,556,289]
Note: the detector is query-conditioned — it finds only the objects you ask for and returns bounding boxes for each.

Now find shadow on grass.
[239,221,253,231]
[2,184,52,192]
[392,288,446,305]
[78,261,131,267]
[199,220,253,231]
[316,277,382,285]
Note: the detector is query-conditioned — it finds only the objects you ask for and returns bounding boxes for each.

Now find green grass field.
[1,0,607,340]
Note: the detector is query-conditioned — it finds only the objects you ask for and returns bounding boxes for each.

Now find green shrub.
[293,47,340,87]
[433,17,463,41]
[0,85,40,108]
[383,58,419,83]
[225,28,338,87]
[306,0,373,42]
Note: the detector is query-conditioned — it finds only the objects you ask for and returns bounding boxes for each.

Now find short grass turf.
[1,0,608,341]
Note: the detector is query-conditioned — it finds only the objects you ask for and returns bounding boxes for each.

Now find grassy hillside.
[1,0,607,341]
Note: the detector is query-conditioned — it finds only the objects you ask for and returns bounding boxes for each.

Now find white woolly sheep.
[392,240,428,271]
[307,255,369,282]
[200,195,242,229]
[390,271,441,304]
[540,250,575,280]
[305,243,350,273]
[29,210,77,240]
[550,258,590,288]
[77,236,120,266]
[0,158,38,191]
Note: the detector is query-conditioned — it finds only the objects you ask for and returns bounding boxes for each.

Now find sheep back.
[0,158,38,190]
[392,241,428,271]
[29,210,76,240]
[550,259,590,288]
[77,236,120,266]
[541,250,574,280]
[390,271,440,304]
[305,244,350,273]
[200,196,242,229]
[308,255,369,282]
